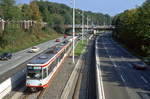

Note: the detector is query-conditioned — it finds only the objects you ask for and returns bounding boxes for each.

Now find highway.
[96,32,150,99]
[0,37,67,77]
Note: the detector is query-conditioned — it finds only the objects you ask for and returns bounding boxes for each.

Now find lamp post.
[86,17,89,33]
[82,10,84,43]
[72,0,75,63]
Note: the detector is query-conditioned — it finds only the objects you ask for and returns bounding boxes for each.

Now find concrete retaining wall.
[0,68,26,99]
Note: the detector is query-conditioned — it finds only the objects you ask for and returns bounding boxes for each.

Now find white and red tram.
[26,39,76,90]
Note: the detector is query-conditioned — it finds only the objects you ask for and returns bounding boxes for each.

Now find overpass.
[64,25,115,30]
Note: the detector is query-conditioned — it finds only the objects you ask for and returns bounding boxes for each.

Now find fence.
[0,19,47,31]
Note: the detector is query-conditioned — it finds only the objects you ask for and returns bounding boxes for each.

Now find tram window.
[48,60,57,74]
[66,46,69,52]
[27,69,42,79]
[59,51,65,60]
[54,57,59,65]
[43,68,47,79]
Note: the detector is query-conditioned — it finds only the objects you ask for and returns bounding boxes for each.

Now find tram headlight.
[26,76,30,79]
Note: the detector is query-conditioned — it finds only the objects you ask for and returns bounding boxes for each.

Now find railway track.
[72,36,97,99]
[72,54,86,99]
[22,88,47,99]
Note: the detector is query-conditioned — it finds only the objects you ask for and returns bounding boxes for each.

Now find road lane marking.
[103,41,118,68]
[96,39,106,99]
[121,56,132,68]
[14,56,22,60]
[114,64,117,68]
[141,76,148,84]
[121,75,125,82]
[0,64,3,67]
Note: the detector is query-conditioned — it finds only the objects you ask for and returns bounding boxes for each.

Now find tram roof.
[27,41,69,65]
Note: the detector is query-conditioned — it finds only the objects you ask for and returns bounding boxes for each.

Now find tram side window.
[48,60,57,74]
[42,68,47,79]
[66,46,70,52]
[59,51,65,61]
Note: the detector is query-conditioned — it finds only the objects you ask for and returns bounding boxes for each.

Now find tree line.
[112,0,150,57]
[0,0,112,53]
[0,0,112,33]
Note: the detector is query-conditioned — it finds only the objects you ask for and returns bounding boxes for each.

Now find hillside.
[0,0,112,53]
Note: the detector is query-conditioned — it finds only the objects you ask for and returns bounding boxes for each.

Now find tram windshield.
[27,66,42,79]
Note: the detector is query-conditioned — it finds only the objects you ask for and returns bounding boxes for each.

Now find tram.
[26,38,76,91]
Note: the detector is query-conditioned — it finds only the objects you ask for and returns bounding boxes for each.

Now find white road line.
[121,75,126,82]
[14,56,22,60]
[141,76,148,84]
[114,64,117,68]
[96,39,106,99]
[121,56,132,68]
[104,44,117,68]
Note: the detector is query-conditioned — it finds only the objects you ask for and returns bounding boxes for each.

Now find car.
[0,53,12,60]
[64,34,68,38]
[30,46,39,53]
[55,39,60,42]
[132,62,148,70]
[68,38,73,42]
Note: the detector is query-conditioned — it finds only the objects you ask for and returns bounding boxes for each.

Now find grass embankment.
[75,40,87,56]
[0,26,63,54]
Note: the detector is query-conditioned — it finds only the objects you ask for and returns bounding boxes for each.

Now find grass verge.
[75,40,87,56]
[0,30,63,54]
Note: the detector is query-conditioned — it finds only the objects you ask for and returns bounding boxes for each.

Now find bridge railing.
[65,24,115,29]
[0,18,47,31]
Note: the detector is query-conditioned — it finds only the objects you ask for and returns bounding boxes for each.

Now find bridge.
[64,25,115,30]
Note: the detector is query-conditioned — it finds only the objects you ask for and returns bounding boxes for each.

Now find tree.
[29,1,42,21]
[0,0,22,20]
[112,0,150,56]
[21,4,32,20]
[50,14,65,33]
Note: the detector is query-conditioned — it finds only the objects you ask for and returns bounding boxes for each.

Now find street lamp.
[72,0,75,63]
[86,16,89,33]
[76,10,84,43]
[82,10,84,43]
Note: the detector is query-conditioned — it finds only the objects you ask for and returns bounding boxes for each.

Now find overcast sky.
[16,0,146,16]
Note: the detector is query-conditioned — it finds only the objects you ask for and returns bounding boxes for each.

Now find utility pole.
[82,10,84,43]
[87,17,88,33]
[72,0,75,63]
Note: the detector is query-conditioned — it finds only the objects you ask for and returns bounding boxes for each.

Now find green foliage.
[0,0,22,20]
[0,0,112,54]
[50,14,65,33]
[0,22,62,53]
[36,1,112,25]
[0,23,25,48]
[75,40,87,56]
[21,4,32,20]
[29,1,42,21]
[113,0,150,56]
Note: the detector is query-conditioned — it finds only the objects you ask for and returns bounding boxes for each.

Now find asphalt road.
[96,32,150,99]
[0,37,68,76]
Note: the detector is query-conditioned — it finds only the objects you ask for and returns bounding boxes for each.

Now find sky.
[16,0,146,16]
